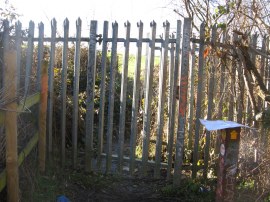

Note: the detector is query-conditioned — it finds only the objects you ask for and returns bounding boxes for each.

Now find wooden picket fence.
[0,17,269,199]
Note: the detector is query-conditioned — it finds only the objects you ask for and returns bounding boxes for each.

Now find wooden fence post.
[4,51,19,202]
[216,128,241,202]
[39,61,48,173]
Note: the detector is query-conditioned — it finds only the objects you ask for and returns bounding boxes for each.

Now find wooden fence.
[0,19,48,200]
[0,17,269,198]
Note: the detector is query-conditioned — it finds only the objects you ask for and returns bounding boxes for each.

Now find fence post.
[23,21,34,105]
[37,22,44,93]
[154,21,170,178]
[141,21,156,176]
[47,19,57,162]
[187,39,196,150]
[72,18,82,168]
[15,21,22,96]
[192,23,205,179]
[39,61,48,172]
[203,25,217,179]
[129,21,143,175]
[118,21,131,173]
[216,128,241,202]
[106,22,118,173]
[85,20,97,172]
[97,21,109,169]
[4,51,19,202]
[173,18,192,185]
[167,20,181,179]
[61,18,69,167]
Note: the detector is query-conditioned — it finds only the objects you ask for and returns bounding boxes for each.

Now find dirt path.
[67,175,179,202]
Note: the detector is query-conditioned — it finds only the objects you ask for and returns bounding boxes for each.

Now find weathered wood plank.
[0,93,38,125]
[106,22,118,173]
[166,21,181,180]
[0,132,39,192]
[60,18,69,167]
[154,21,170,178]
[97,21,109,169]
[85,20,98,172]
[118,21,131,173]
[129,21,143,175]
[17,93,40,111]
[72,18,82,168]
[39,61,48,172]
[192,23,205,179]
[141,21,156,176]
[173,18,192,185]
[4,51,19,202]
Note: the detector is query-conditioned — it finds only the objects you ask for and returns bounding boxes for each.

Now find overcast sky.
[9,0,181,37]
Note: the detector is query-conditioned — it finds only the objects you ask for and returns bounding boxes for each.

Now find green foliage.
[217,23,226,29]
[237,179,255,190]
[214,6,229,16]
[52,45,135,149]
[161,179,215,202]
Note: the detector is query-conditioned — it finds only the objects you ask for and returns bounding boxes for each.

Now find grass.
[21,166,118,202]
[160,178,216,202]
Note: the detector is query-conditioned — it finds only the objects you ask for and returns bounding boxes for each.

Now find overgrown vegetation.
[160,178,215,202]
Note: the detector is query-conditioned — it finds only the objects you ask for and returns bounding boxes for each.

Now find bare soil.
[65,175,179,202]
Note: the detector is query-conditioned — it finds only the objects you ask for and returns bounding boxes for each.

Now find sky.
[8,0,182,37]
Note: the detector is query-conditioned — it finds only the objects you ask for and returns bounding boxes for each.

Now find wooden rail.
[0,93,40,125]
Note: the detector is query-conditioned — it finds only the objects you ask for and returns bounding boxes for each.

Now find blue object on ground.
[57,195,70,202]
